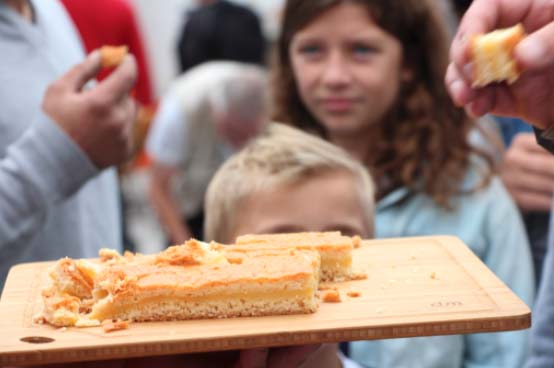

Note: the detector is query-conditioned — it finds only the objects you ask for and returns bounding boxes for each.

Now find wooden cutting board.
[0,236,530,366]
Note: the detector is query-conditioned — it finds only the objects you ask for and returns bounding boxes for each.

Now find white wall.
[131,0,284,99]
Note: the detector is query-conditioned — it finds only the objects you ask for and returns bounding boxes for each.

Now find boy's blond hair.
[204,123,375,242]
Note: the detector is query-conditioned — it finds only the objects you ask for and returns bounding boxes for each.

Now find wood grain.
[0,236,530,366]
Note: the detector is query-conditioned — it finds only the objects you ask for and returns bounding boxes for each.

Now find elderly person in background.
[146,61,268,244]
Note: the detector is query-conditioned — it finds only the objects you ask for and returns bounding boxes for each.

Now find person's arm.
[145,93,191,244]
[0,114,98,247]
[0,51,137,248]
[446,0,554,129]
[148,163,192,244]
[464,178,535,368]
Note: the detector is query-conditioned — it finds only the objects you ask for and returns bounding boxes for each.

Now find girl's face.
[289,2,406,138]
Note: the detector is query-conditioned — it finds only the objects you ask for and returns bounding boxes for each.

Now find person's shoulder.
[186,61,247,78]
[218,0,258,17]
[35,0,72,21]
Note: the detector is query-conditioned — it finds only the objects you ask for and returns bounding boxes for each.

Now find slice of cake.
[233,232,358,282]
[39,240,321,327]
[88,249,320,322]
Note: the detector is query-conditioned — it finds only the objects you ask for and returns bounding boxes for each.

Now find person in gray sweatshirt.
[0,0,137,291]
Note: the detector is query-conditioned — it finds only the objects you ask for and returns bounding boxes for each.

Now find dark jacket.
[177,0,266,72]
[526,128,554,368]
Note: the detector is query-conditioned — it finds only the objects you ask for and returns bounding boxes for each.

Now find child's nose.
[321,52,352,87]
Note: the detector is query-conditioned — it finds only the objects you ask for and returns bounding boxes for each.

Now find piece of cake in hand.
[100,45,128,68]
[470,24,526,87]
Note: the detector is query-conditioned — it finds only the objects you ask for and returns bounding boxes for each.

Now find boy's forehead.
[230,170,371,240]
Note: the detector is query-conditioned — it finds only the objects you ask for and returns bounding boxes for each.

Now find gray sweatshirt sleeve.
[0,113,98,247]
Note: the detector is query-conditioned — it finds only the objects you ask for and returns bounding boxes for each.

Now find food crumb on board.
[347,290,361,298]
[431,272,438,280]
[33,313,45,325]
[318,284,338,291]
[350,271,368,280]
[321,289,341,303]
[102,319,129,333]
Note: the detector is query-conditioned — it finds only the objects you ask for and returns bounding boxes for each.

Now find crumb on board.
[318,284,338,291]
[321,289,341,303]
[431,272,438,280]
[102,319,129,333]
[352,235,362,248]
[33,313,46,325]
[347,290,361,298]
[350,271,368,281]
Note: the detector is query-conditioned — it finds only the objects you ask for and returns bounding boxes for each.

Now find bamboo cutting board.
[0,236,530,366]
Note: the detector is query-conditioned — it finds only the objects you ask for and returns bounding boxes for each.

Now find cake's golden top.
[155,239,227,266]
[94,249,320,296]
[235,231,354,251]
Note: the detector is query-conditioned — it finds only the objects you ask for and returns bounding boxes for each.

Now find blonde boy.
[70,125,375,367]
[205,123,375,244]
[204,123,375,368]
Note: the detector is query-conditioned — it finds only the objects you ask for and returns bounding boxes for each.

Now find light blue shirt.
[350,171,534,368]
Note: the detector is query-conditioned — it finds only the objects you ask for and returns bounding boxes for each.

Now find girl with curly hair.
[272,0,534,366]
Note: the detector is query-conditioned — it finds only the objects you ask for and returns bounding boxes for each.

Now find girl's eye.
[298,44,323,57]
[352,43,377,58]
